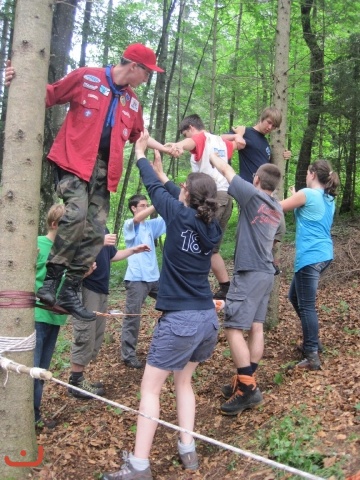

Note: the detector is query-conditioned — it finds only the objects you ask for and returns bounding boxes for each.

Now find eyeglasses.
[137,63,152,76]
[179,182,188,190]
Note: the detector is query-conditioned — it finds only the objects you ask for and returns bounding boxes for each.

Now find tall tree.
[39,0,79,234]
[79,0,92,67]
[266,0,291,330]
[295,0,324,190]
[0,1,53,478]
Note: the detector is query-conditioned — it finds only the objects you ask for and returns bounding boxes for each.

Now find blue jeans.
[288,261,332,353]
[34,322,60,422]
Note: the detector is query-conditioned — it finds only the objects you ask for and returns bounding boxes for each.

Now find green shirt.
[35,236,67,326]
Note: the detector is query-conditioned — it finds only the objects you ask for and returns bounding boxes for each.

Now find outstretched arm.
[163,137,196,156]
[152,149,170,184]
[280,190,306,212]
[111,244,151,262]
[209,152,236,184]
[147,136,180,158]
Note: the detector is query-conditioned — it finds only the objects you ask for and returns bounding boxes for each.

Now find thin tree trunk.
[266,0,291,330]
[102,0,113,66]
[79,0,92,67]
[0,1,53,478]
[295,0,324,190]
[229,2,243,130]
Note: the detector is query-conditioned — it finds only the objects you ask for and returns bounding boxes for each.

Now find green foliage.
[255,407,344,478]
[50,331,71,374]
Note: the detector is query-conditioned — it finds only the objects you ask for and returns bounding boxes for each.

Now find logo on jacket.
[84,109,92,117]
[99,84,110,96]
[130,97,139,112]
[123,128,129,138]
[83,74,101,83]
[122,110,130,118]
[83,82,98,91]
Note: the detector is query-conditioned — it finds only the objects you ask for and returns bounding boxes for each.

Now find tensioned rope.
[0,356,326,480]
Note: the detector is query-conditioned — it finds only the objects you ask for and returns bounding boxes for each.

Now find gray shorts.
[71,286,108,366]
[147,309,219,371]
[224,271,274,330]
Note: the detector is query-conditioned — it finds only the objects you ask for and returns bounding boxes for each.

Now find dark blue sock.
[237,366,253,376]
[251,362,258,374]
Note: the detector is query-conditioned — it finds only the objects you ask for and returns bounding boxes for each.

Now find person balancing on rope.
[5,44,172,322]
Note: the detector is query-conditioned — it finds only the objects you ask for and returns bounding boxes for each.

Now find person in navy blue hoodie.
[101,131,222,480]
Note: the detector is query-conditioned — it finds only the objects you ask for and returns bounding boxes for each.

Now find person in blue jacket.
[281,160,339,370]
[101,131,222,480]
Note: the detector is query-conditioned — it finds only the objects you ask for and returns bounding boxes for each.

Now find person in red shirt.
[5,44,170,321]
[164,114,245,300]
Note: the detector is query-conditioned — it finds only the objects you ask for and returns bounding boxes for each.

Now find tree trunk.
[39,0,79,234]
[79,0,92,67]
[102,0,113,66]
[266,0,291,330]
[295,0,324,190]
[0,1,53,478]
[0,0,15,182]
[229,2,243,130]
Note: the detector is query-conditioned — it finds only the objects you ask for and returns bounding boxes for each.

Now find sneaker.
[68,375,104,399]
[295,351,321,371]
[213,284,229,301]
[124,357,143,369]
[102,453,152,479]
[179,450,199,470]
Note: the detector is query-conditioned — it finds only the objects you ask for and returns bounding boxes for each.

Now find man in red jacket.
[5,44,168,321]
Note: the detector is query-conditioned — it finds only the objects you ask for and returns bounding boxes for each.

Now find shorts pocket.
[169,322,197,350]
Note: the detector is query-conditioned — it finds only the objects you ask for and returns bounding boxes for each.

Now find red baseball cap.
[123,43,164,73]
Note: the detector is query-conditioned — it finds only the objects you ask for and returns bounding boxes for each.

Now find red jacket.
[46,67,144,192]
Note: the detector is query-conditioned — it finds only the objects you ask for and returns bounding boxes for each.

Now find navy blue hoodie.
[137,158,222,311]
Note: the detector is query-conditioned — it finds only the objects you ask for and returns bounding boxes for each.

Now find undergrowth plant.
[255,406,344,479]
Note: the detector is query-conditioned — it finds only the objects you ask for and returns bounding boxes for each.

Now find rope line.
[0,355,325,480]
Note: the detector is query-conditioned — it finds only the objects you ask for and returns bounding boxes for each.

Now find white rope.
[0,332,36,385]
[0,331,36,355]
[52,377,326,480]
[0,356,326,480]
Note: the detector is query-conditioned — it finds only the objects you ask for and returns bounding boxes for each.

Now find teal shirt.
[294,188,335,272]
[35,236,67,325]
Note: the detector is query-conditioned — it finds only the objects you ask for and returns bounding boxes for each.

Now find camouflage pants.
[49,155,110,280]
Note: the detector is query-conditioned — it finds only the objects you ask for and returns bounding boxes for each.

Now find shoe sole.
[220,399,264,416]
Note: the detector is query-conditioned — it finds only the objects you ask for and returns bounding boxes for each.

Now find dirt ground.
[31,220,360,480]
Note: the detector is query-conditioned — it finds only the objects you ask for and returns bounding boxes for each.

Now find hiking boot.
[221,373,257,400]
[221,375,238,400]
[297,340,324,355]
[124,357,143,369]
[221,375,263,416]
[36,263,66,306]
[213,283,229,300]
[102,452,153,479]
[68,375,104,399]
[295,351,321,371]
[179,450,199,470]
[56,279,96,322]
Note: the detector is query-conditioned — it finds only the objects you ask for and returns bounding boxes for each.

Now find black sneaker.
[213,284,229,300]
[124,357,143,369]
[68,375,104,399]
[221,387,263,416]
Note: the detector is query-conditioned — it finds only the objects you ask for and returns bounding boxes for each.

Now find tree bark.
[0,1,53,478]
[266,0,291,330]
[39,0,79,234]
[79,0,92,68]
[295,0,324,190]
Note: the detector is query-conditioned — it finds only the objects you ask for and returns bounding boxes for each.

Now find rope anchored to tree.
[0,355,326,480]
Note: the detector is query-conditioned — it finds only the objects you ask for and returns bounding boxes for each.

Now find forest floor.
[30,218,359,480]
